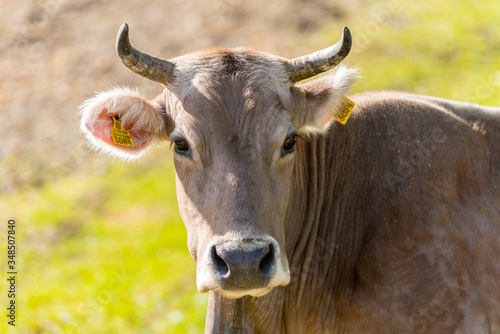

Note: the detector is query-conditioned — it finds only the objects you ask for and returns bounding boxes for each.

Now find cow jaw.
[196,237,291,298]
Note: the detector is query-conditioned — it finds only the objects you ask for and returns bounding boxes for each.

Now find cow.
[80,23,500,333]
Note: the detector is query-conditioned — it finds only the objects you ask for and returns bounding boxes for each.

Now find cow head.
[80,24,357,298]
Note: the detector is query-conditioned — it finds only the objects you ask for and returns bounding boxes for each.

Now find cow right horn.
[116,23,175,84]
[288,27,352,82]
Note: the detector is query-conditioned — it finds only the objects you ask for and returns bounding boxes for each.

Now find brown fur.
[81,48,500,333]
[243,91,500,333]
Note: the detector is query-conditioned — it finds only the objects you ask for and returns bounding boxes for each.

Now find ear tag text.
[331,96,355,125]
[110,115,135,147]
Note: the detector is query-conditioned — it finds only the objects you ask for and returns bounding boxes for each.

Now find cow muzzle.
[197,237,290,298]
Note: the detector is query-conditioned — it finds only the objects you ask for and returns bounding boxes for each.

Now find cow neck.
[283,126,368,326]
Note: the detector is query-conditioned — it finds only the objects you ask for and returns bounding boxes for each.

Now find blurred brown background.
[0,0,364,192]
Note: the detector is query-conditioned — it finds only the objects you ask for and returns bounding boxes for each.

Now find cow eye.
[282,134,298,156]
[174,139,189,153]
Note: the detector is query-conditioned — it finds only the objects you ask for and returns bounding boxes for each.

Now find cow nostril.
[212,246,229,276]
[259,243,274,276]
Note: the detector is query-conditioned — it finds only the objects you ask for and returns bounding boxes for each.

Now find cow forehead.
[172,47,291,85]
[171,48,294,143]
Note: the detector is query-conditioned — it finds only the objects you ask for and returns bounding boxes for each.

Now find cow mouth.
[199,274,290,299]
[218,287,275,299]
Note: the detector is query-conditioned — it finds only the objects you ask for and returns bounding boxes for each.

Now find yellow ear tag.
[331,96,355,125]
[110,116,135,147]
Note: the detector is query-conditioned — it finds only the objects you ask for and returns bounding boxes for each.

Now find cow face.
[80,25,357,298]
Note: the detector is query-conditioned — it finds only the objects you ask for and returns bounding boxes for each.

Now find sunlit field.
[1,0,499,333]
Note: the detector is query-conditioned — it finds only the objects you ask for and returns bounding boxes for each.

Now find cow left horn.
[288,27,352,82]
[116,23,175,83]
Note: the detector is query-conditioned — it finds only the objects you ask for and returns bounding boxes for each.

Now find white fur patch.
[301,65,359,133]
[220,287,275,299]
[79,87,165,161]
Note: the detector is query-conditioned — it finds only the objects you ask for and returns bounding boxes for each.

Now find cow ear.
[290,66,358,134]
[79,87,172,161]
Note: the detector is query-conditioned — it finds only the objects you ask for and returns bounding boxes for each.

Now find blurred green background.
[1,0,499,333]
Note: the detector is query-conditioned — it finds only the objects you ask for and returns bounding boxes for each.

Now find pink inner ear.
[86,121,114,146]
[85,110,152,152]
[86,111,114,145]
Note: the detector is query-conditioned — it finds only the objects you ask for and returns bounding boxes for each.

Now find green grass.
[344,0,500,106]
[1,147,206,334]
[1,0,500,333]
